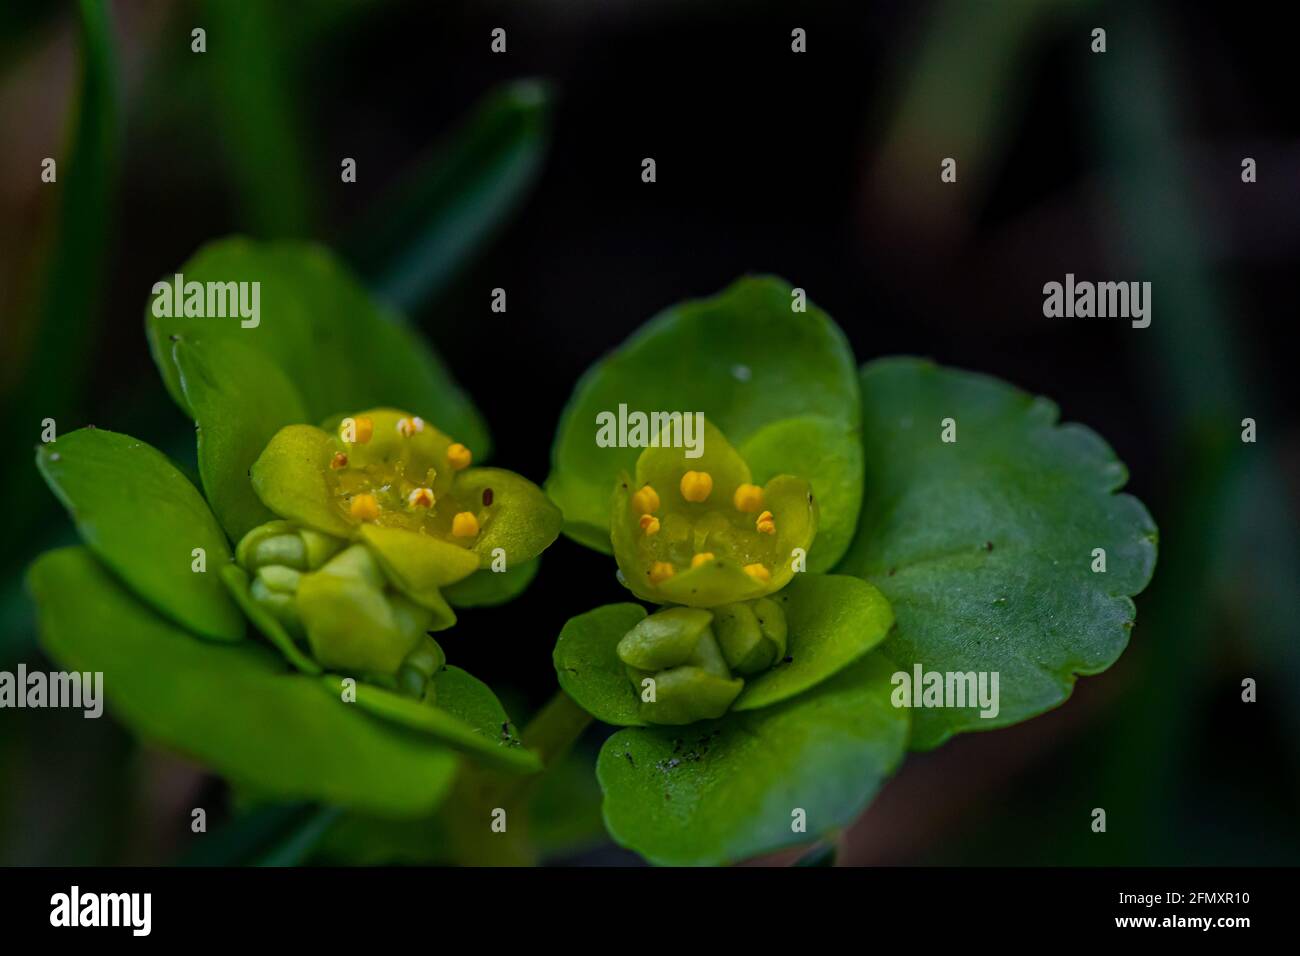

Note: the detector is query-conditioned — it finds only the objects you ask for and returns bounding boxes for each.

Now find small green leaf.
[36,428,243,642]
[28,547,459,816]
[318,671,540,774]
[173,336,307,541]
[733,573,894,711]
[546,276,861,567]
[146,239,489,457]
[442,557,540,608]
[553,603,649,727]
[597,653,909,866]
[836,358,1158,749]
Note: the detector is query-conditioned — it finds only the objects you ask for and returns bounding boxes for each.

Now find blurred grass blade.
[346,80,552,313]
[204,0,314,237]
[1,0,117,650]
[180,803,340,867]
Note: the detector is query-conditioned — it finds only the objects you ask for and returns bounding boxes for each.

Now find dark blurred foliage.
[1,0,1295,865]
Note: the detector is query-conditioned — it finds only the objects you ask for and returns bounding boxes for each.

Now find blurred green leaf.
[203,0,314,237]
[836,358,1157,750]
[346,80,552,312]
[36,428,244,642]
[546,277,862,568]
[29,547,460,816]
[146,239,491,459]
[3,0,117,557]
[597,653,908,866]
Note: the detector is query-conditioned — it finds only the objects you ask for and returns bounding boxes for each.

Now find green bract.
[550,279,1157,866]
[28,239,557,814]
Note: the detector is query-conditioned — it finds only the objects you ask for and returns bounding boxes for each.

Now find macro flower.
[611,419,817,607]
[228,407,561,691]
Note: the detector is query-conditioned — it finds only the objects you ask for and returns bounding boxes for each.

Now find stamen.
[755,510,776,535]
[648,561,675,584]
[452,511,480,537]
[407,487,435,509]
[630,485,660,515]
[397,416,425,438]
[743,563,771,582]
[447,442,472,470]
[691,552,715,569]
[350,493,380,521]
[680,470,713,503]
[330,452,348,470]
[733,483,764,513]
[639,514,661,536]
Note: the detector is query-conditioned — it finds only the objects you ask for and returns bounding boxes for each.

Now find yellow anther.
[734,483,764,513]
[630,484,660,515]
[639,514,661,536]
[755,509,776,535]
[407,487,435,509]
[691,552,715,569]
[330,452,349,470]
[396,416,425,438]
[680,470,713,503]
[350,493,380,521]
[648,561,676,584]
[451,511,480,538]
[447,442,472,470]
[743,563,771,583]
[340,416,374,444]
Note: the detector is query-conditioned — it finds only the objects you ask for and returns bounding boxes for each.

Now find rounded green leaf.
[835,358,1158,749]
[553,603,649,727]
[28,547,458,816]
[317,671,540,774]
[172,335,307,542]
[597,653,909,866]
[145,238,490,456]
[35,428,244,642]
[732,573,894,711]
[546,276,861,567]
[442,557,540,608]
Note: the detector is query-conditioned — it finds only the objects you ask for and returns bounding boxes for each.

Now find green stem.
[521,689,593,770]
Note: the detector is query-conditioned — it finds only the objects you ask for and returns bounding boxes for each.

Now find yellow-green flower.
[235,407,561,689]
[611,419,817,607]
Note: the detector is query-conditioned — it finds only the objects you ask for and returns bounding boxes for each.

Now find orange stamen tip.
[447,442,472,470]
[451,511,480,538]
[350,493,380,521]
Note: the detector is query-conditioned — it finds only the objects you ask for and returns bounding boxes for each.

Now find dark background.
[1,0,1296,865]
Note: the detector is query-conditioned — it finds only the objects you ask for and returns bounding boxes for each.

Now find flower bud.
[616,607,743,725]
[713,597,787,674]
